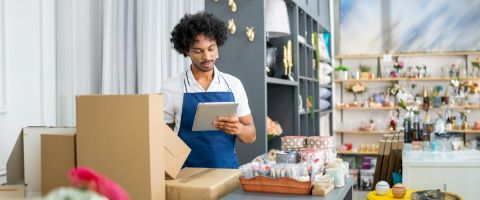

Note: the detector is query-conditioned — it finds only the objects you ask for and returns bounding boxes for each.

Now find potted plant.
[359,64,371,80]
[465,81,480,106]
[335,65,350,80]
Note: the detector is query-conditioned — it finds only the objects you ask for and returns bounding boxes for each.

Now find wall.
[0,0,57,169]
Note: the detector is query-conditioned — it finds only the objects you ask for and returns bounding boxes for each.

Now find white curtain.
[101,0,204,94]
[55,0,204,126]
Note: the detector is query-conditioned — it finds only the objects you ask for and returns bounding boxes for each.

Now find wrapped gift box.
[281,136,306,151]
[306,136,335,149]
[166,168,241,200]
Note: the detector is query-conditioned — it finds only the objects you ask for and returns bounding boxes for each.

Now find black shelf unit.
[206,0,332,164]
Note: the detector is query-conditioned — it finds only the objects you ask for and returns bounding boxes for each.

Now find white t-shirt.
[162,66,251,133]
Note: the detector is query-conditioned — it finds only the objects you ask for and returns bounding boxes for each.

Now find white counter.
[403,144,480,199]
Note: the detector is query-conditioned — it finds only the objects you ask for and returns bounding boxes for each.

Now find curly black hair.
[170,12,228,57]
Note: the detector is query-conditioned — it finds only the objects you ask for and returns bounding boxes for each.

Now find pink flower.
[69,167,130,200]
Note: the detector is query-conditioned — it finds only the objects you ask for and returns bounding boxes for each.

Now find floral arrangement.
[346,83,367,102]
[388,83,405,99]
[466,81,480,94]
[432,85,444,97]
[393,61,405,71]
[267,116,283,139]
[45,167,130,200]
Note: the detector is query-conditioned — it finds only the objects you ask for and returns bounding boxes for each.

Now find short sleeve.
[162,85,175,123]
[235,80,251,117]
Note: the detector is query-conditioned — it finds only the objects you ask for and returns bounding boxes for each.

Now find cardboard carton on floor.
[6,127,75,197]
[166,168,241,200]
[41,132,76,195]
[76,95,190,200]
[0,184,26,199]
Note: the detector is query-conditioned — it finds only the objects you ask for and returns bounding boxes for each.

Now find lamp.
[265,0,290,38]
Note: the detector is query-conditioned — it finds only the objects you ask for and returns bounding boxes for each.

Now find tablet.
[192,102,239,131]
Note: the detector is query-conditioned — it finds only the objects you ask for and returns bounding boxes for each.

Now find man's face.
[187,34,218,72]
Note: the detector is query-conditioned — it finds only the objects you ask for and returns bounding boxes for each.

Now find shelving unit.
[334,50,480,160]
[206,0,332,164]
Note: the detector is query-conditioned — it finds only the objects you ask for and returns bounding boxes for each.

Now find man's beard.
[192,60,215,72]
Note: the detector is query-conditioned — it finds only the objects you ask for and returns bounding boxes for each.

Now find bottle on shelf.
[423,113,433,141]
[442,84,450,106]
[404,117,412,143]
[423,86,430,112]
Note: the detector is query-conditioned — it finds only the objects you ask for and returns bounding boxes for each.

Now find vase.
[433,96,442,108]
[466,93,479,106]
[360,72,370,80]
[336,71,348,80]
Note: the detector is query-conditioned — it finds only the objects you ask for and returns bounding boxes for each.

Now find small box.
[166,168,241,200]
[41,132,76,195]
[0,184,26,199]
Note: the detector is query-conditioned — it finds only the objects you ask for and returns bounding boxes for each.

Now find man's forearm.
[237,124,256,144]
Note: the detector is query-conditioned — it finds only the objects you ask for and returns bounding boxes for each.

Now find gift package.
[239,135,343,196]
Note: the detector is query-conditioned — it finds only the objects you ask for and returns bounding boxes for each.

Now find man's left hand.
[214,116,244,135]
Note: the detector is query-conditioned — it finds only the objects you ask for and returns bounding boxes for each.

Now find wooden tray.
[239,176,312,195]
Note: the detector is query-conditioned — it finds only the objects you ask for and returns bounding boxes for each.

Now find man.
[162,12,256,169]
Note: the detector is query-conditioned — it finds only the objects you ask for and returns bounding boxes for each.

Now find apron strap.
[220,74,233,93]
[183,71,190,93]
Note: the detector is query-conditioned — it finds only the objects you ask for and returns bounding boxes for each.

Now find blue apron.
[178,72,239,169]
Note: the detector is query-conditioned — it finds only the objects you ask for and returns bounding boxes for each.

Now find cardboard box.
[6,127,76,197]
[41,132,76,195]
[77,95,189,200]
[163,123,190,179]
[166,168,241,200]
[0,184,26,199]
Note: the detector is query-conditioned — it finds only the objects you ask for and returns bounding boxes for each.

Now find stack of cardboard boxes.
[2,94,242,200]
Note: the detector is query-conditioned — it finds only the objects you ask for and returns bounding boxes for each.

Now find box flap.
[163,124,191,179]
[0,184,26,198]
[6,130,24,185]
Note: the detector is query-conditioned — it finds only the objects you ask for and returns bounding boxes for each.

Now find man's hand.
[214,114,256,144]
[214,116,243,135]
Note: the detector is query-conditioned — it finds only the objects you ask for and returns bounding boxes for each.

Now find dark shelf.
[299,76,318,82]
[320,84,332,88]
[300,109,320,115]
[266,77,298,86]
[320,109,332,115]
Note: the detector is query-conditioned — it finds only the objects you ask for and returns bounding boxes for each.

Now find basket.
[239,176,312,195]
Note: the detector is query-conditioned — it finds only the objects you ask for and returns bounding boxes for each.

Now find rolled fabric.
[306,136,335,149]
[319,88,332,99]
[281,136,306,151]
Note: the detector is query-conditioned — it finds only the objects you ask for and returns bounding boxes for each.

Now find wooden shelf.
[337,150,378,156]
[336,51,480,59]
[266,77,298,86]
[335,130,398,134]
[447,129,480,134]
[336,106,400,110]
[335,77,480,83]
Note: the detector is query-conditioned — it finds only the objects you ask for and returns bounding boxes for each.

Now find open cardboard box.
[6,126,76,197]
[76,94,191,200]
